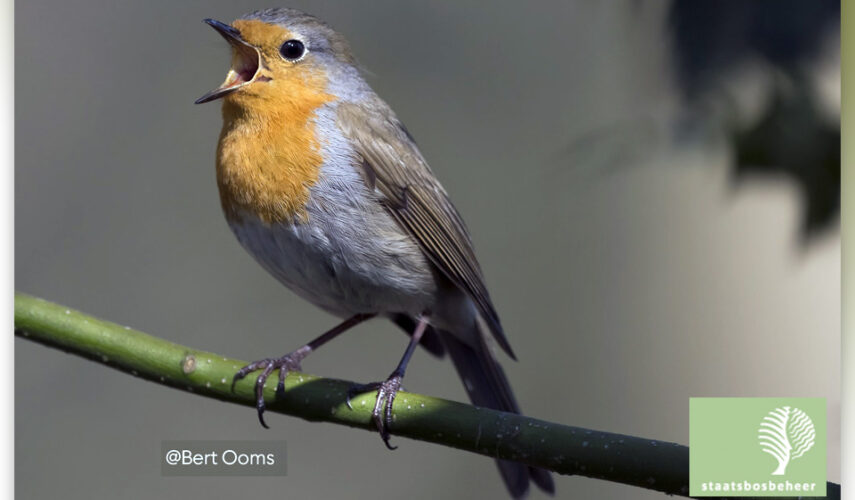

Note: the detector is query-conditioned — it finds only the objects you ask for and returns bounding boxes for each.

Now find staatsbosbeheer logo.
[690,398,826,497]
[758,406,816,475]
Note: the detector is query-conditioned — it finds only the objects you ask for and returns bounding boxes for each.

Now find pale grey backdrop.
[15,1,839,499]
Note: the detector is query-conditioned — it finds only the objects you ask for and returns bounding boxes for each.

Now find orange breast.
[216,59,334,224]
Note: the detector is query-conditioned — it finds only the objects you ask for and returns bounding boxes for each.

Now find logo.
[758,406,816,475]
[690,398,826,497]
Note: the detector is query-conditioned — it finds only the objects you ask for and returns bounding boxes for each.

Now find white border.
[3,0,14,496]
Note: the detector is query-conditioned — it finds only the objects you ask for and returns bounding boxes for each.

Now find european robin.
[196,8,554,498]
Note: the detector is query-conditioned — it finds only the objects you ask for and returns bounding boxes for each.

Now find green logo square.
[690,398,826,497]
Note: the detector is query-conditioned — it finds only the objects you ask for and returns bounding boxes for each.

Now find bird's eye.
[279,39,305,61]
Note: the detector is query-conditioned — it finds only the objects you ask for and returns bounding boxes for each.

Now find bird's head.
[195,8,358,107]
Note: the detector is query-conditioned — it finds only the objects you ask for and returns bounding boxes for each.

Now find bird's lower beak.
[195,19,262,104]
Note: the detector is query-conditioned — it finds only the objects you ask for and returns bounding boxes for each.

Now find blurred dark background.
[15,1,839,499]
[669,0,840,239]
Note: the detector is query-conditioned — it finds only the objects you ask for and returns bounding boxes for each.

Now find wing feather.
[336,100,516,359]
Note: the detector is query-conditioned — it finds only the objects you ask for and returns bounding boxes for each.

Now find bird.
[196,8,554,498]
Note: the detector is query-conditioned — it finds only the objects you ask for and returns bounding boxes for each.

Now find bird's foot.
[346,372,404,450]
[232,346,310,429]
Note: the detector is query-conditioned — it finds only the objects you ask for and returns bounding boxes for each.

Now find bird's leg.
[233,313,376,428]
[347,314,430,450]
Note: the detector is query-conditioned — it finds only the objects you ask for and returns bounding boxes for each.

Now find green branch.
[14,292,839,499]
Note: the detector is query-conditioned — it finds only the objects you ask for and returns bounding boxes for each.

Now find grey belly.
[228,204,439,319]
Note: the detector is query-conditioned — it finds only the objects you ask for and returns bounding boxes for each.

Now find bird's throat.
[216,90,333,224]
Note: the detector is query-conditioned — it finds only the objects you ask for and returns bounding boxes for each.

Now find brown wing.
[336,100,516,359]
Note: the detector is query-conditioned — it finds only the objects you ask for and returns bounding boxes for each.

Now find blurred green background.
[15,1,839,499]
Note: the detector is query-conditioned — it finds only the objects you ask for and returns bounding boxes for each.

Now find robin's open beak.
[195,19,262,104]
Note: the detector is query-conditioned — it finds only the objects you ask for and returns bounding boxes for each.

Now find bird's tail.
[438,322,555,499]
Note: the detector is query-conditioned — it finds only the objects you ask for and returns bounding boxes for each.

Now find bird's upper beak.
[195,19,262,104]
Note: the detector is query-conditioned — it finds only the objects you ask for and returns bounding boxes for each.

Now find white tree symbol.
[758,406,816,475]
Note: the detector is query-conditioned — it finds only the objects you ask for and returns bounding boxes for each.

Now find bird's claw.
[347,373,403,450]
[231,349,307,429]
